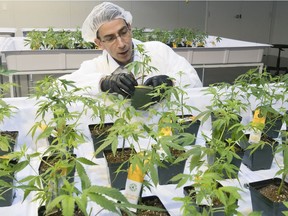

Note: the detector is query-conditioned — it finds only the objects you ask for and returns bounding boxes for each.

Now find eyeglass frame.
[97,24,132,45]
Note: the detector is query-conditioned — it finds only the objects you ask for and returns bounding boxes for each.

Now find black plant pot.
[138,195,170,215]
[0,159,17,207]
[176,115,201,145]
[131,86,154,110]
[249,178,288,216]
[252,109,283,139]
[104,148,131,190]
[0,176,15,207]
[240,134,277,171]
[183,184,230,216]
[39,154,76,185]
[264,116,283,139]
[121,195,170,216]
[88,123,113,158]
[0,131,19,156]
[157,158,186,185]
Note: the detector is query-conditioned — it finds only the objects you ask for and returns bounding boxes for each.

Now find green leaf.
[75,162,91,190]
[62,196,75,216]
[76,157,97,166]
[88,193,118,213]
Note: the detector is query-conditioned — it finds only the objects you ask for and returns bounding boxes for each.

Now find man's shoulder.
[80,52,106,66]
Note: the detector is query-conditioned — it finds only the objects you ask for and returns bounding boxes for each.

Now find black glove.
[100,73,138,97]
[144,75,173,102]
[144,75,173,88]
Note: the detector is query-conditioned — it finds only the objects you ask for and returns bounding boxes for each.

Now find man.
[61,2,202,97]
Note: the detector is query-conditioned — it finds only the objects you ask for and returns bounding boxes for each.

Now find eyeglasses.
[100,26,131,45]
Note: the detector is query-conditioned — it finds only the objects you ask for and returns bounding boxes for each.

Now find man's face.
[95,19,133,65]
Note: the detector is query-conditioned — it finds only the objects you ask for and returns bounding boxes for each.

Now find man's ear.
[94,38,103,50]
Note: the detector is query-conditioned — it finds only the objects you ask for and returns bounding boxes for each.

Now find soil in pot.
[240,134,277,171]
[0,131,18,156]
[38,205,84,216]
[157,148,186,185]
[88,123,113,158]
[122,195,170,216]
[249,178,288,216]
[104,148,133,190]
[131,86,154,110]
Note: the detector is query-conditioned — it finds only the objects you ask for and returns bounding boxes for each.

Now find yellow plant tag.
[124,164,145,212]
[127,164,145,183]
[249,109,265,143]
[252,109,266,126]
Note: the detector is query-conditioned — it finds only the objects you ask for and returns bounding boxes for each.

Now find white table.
[0,87,286,215]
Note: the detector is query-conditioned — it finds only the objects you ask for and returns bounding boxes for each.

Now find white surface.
[0,87,286,215]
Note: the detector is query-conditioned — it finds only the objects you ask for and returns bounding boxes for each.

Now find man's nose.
[115,35,125,47]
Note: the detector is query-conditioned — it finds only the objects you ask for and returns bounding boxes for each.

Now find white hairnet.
[81,2,133,42]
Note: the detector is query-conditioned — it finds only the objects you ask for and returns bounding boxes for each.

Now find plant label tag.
[124,165,145,212]
[249,130,262,143]
[252,109,266,127]
[249,109,265,143]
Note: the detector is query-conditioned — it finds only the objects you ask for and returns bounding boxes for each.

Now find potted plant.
[157,72,201,144]
[24,27,96,50]
[100,104,143,190]
[247,110,288,215]
[0,68,19,156]
[173,142,241,216]
[88,93,120,158]
[235,68,285,140]
[17,77,141,215]
[196,82,248,179]
[0,148,28,207]
[126,44,158,110]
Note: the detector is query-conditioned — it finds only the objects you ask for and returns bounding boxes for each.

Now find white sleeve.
[60,58,107,96]
[146,42,203,88]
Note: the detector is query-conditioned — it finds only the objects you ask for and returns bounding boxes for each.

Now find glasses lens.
[102,26,130,44]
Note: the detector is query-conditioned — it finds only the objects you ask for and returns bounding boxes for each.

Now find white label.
[124,179,143,212]
[249,130,262,143]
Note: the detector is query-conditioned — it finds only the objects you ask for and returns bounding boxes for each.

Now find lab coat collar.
[104,39,143,74]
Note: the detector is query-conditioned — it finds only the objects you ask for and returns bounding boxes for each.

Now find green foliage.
[126,44,158,85]
[132,27,214,47]
[24,27,96,50]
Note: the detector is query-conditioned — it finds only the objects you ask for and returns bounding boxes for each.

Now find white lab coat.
[60,39,202,96]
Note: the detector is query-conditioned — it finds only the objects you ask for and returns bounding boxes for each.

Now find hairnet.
[81,2,133,42]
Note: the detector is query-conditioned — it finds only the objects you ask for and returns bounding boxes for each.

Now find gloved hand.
[144,75,173,102]
[100,73,138,97]
[144,75,173,88]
